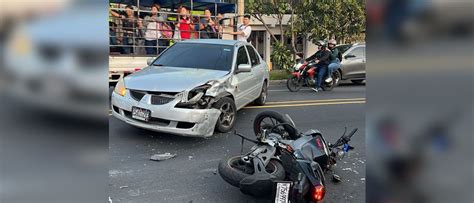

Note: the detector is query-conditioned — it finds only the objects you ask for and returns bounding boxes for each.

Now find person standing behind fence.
[216,13,224,39]
[229,14,252,42]
[177,7,192,40]
[192,16,200,39]
[199,9,217,39]
[142,4,164,55]
[111,5,140,54]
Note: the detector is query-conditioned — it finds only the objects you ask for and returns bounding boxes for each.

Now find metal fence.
[109,8,236,56]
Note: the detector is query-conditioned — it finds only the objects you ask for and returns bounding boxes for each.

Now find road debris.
[108,196,112,203]
[213,169,217,175]
[128,189,140,197]
[119,185,129,189]
[150,153,176,161]
[342,167,359,174]
[188,156,193,160]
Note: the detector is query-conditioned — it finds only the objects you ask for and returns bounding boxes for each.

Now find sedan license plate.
[132,107,151,121]
[274,181,292,203]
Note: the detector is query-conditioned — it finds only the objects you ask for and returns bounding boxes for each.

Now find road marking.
[265,98,365,105]
[268,89,293,92]
[244,100,365,109]
[108,98,365,115]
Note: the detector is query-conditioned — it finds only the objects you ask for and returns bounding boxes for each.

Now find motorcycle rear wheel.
[286,76,303,92]
[218,156,285,188]
[321,75,335,91]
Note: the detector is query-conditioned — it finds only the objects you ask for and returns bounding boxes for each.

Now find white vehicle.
[111,39,270,137]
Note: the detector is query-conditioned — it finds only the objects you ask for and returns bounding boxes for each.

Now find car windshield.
[336,44,352,54]
[152,43,234,71]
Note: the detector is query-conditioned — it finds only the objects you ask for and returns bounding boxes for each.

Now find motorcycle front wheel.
[218,156,285,188]
[253,111,299,140]
[286,75,303,92]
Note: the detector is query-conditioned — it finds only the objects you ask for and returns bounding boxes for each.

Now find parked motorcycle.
[218,111,358,202]
[286,59,339,92]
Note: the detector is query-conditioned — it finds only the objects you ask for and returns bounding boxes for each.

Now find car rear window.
[152,43,234,71]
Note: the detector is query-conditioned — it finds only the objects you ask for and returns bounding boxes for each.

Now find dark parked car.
[334,43,366,85]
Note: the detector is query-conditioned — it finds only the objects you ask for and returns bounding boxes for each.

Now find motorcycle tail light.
[286,145,294,153]
[311,185,325,202]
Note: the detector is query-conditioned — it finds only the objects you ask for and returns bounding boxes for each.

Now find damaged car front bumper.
[111,90,221,138]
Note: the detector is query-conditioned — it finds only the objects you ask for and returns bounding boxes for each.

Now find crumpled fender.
[193,108,221,138]
[203,75,237,101]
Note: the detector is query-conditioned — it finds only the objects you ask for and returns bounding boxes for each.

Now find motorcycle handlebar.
[271,123,297,131]
[234,131,259,144]
[346,128,358,141]
[331,128,358,147]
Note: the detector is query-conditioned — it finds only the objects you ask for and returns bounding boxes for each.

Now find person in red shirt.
[177,7,192,40]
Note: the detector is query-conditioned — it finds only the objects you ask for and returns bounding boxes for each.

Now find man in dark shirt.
[111,5,140,54]
[306,40,330,92]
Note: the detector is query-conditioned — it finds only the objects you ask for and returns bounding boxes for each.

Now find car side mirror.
[147,57,155,66]
[344,54,356,59]
[237,64,251,73]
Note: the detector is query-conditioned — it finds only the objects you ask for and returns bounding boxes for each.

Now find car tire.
[218,156,285,187]
[253,81,267,106]
[213,97,237,133]
[333,70,342,86]
[351,79,365,85]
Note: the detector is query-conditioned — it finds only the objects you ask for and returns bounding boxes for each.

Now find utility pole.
[237,0,244,24]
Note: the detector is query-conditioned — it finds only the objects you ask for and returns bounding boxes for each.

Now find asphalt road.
[109,81,366,203]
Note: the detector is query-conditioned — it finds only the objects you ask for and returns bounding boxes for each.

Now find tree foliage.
[247,0,365,70]
[295,0,366,44]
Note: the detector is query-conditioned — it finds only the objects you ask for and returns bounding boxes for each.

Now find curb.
[269,80,286,85]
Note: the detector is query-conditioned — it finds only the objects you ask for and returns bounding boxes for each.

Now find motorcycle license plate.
[132,106,151,121]
[273,181,292,203]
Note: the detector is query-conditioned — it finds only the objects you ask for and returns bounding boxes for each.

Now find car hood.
[124,66,230,92]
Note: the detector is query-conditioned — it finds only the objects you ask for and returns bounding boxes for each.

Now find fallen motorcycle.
[218,111,358,202]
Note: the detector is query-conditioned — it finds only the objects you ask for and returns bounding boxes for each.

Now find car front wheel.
[213,97,237,133]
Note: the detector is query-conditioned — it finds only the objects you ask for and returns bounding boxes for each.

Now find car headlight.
[114,77,127,96]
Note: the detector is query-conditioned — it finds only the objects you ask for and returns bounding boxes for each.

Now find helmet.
[317,40,327,48]
[328,39,337,45]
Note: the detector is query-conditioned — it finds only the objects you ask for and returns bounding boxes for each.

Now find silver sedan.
[111,39,269,137]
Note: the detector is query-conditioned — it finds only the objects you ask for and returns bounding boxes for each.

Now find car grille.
[151,95,175,105]
[129,90,146,101]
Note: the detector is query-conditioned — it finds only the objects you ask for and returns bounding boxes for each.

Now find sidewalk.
[269,79,286,85]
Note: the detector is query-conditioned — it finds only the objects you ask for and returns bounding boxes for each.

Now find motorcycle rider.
[305,40,331,92]
[327,39,341,78]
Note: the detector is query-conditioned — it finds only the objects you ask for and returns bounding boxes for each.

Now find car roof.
[179,39,247,46]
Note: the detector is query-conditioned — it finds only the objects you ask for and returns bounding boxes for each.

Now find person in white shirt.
[229,14,252,42]
[142,4,164,55]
